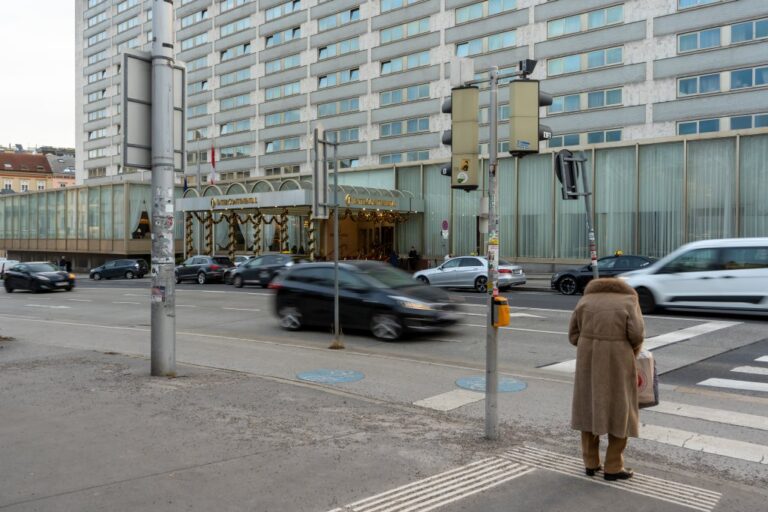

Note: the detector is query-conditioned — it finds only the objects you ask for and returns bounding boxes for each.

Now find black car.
[175,255,234,284]
[90,258,148,280]
[272,261,461,340]
[227,253,307,288]
[4,262,75,293]
[550,255,656,295]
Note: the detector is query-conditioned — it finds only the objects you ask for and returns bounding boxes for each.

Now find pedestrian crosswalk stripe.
[641,424,768,465]
[698,378,768,393]
[501,446,721,512]
[413,389,484,411]
[731,365,768,376]
[756,356,768,363]
[647,401,768,431]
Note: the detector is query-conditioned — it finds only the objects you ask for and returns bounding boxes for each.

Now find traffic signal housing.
[442,86,479,191]
[508,79,552,156]
[555,149,579,200]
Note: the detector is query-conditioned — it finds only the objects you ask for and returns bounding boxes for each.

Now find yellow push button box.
[492,296,510,327]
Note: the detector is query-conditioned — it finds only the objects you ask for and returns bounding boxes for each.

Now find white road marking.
[756,356,768,363]
[176,304,197,308]
[65,299,92,302]
[647,401,768,431]
[698,378,768,393]
[113,301,140,305]
[641,424,768,465]
[245,292,273,296]
[413,389,484,411]
[222,307,261,312]
[502,445,721,512]
[327,457,533,512]
[541,321,740,373]
[123,293,145,297]
[731,365,768,376]
[461,323,566,335]
[24,304,70,309]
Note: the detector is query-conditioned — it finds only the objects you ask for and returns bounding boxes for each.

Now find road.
[1,277,766,511]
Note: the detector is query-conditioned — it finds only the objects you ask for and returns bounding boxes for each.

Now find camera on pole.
[508,79,552,156]
[442,86,479,191]
[554,149,580,200]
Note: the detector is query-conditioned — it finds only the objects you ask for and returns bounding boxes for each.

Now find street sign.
[122,51,185,171]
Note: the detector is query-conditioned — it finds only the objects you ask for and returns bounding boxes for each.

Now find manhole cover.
[297,369,364,384]
[456,376,527,393]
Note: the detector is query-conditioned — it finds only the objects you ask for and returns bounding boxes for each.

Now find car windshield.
[213,257,233,266]
[28,263,59,272]
[499,259,512,266]
[356,264,417,289]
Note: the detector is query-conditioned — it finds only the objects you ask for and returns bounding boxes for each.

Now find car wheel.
[175,273,181,284]
[278,306,302,330]
[558,276,578,295]
[474,276,488,293]
[371,313,403,341]
[233,275,244,288]
[197,272,207,285]
[125,271,135,279]
[637,287,656,314]
[4,284,12,293]
[92,272,102,281]
[417,276,430,285]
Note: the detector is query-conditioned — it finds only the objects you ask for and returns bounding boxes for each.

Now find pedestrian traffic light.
[442,86,479,191]
[554,149,579,200]
[508,79,552,156]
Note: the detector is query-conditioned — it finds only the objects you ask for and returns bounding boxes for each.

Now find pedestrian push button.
[492,296,510,327]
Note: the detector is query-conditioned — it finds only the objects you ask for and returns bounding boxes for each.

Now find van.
[620,238,768,314]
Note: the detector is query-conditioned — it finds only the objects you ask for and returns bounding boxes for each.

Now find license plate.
[55,282,68,287]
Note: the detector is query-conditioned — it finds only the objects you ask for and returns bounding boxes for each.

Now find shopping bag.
[636,349,659,408]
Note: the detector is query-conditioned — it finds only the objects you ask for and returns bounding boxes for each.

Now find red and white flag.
[208,147,217,185]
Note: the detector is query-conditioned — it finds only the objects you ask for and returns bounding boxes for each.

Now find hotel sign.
[344,194,396,208]
[210,196,257,209]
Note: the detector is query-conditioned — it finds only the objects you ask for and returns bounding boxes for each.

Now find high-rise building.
[75,0,768,185]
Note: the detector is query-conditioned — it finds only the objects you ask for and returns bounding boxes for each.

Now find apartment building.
[75,0,768,184]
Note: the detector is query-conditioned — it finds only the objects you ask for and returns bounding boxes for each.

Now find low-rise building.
[0,152,54,193]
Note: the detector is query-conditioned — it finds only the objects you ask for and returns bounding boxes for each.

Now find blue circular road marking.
[297,369,364,384]
[456,376,528,393]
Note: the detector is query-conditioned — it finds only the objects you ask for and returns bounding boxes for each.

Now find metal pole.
[195,131,202,255]
[485,66,499,440]
[580,160,599,280]
[331,141,343,349]
[150,0,176,377]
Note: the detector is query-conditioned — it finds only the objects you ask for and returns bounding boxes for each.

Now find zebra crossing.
[698,354,768,393]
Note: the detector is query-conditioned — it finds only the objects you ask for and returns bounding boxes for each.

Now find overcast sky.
[0,2,75,149]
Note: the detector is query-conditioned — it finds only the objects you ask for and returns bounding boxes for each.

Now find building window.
[265,27,301,47]
[186,127,209,141]
[87,11,107,28]
[87,167,107,178]
[265,81,301,100]
[730,65,768,90]
[586,129,622,144]
[189,80,209,94]
[220,119,250,135]
[456,31,515,57]
[380,18,429,44]
[328,158,359,170]
[318,8,360,32]
[88,148,106,159]
[456,0,516,24]
[380,83,430,106]
[37,181,46,191]
[220,68,250,86]
[265,109,301,126]
[87,50,108,65]
[220,17,250,37]
[181,33,208,51]
[318,68,359,88]
[547,5,623,38]
[21,181,30,192]
[677,118,720,135]
[117,37,141,52]
[87,69,107,83]
[264,165,300,176]
[117,17,139,34]
[318,37,359,60]
[220,145,252,159]
[265,54,300,74]
[220,43,250,61]
[187,104,208,118]
[3,179,11,191]
[87,108,108,121]
[265,0,301,21]
[381,50,429,74]
[730,113,768,130]
[731,18,768,43]
[586,88,622,109]
[678,27,721,52]
[88,129,107,140]
[381,0,422,13]
[181,9,208,28]
[221,0,249,12]
[677,73,721,96]
[88,0,105,7]
[186,56,208,72]
[548,133,580,148]
[325,127,359,144]
[317,97,359,117]
[87,31,107,47]
[678,0,720,9]
[380,153,402,164]
[547,47,622,76]
[265,137,300,153]
[88,89,106,103]
[220,93,250,110]
[380,117,429,137]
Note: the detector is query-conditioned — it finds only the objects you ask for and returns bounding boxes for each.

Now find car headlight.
[68,273,76,279]
[391,296,433,311]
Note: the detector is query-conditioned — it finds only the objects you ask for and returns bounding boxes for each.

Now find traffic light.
[554,149,579,200]
[508,79,552,156]
[442,86,479,191]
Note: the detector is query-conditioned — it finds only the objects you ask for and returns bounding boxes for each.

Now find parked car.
[227,253,307,288]
[412,256,525,292]
[174,255,234,284]
[4,262,75,293]
[234,255,253,267]
[1,259,20,278]
[90,258,148,280]
[272,261,461,340]
[620,238,768,314]
[550,255,656,295]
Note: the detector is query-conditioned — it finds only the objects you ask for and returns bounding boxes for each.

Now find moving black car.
[550,255,656,295]
[227,253,307,288]
[4,262,75,293]
[272,261,461,340]
[90,258,148,280]
[175,255,234,284]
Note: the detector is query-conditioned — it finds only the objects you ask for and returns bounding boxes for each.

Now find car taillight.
[267,281,282,290]
[499,269,512,274]
[209,264,220,271]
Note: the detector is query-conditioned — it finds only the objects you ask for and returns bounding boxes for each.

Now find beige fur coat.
[569,278,645,438]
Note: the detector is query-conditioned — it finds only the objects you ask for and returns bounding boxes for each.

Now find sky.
[0,2,75,150]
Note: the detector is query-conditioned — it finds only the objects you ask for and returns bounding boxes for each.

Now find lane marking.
[413,389,484,411]
[461,323,566,335]
[502,446,721,512]
[647,401,768,431]
[327,458,534,512]
[24,304,70,309]
[540,321,740,373]
[65,299,92,302]
[756,356,768,363]
[731,365,768,376]
[222,307,261,312]
[698,378,768,393]
[123,293,145,297]
[641,424,768,465]
[113,301,140,305]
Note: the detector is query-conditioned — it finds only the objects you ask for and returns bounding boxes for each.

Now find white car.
[413,256,526,292]
[620,238,768,314]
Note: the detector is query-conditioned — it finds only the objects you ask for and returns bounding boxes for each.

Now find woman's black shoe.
[585,467,601,476]
[604,469,634,481]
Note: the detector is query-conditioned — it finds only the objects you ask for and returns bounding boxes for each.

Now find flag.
[208,147,217,185]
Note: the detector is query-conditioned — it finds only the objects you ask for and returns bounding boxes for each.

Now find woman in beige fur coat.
[568,277,645,481]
